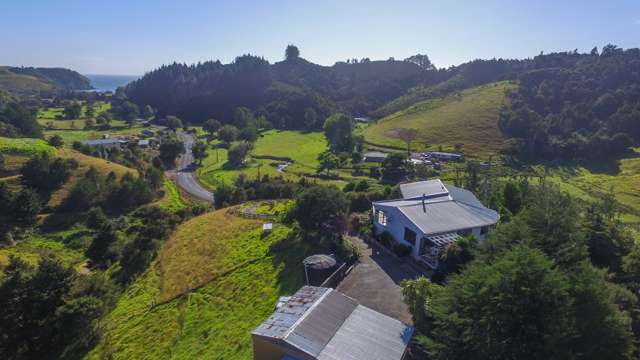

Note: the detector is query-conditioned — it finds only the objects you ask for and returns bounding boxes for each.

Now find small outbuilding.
[363,151,388,163]
[252,286,413,360]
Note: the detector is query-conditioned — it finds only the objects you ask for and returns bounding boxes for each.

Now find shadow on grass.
[268,231,327,295]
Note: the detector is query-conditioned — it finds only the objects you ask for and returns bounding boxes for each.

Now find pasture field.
[362,81,515,158]
[196,130,351,190]
[0,137,56,157]
[86,209,314,360]
[541,152,640,225]
[37,101,111,121]
[43,124,143,145]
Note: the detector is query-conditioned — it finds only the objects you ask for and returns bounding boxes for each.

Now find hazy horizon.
[2,0,639,75]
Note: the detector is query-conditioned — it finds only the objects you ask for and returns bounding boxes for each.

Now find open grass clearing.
[157,210,263,301]
[196,130,354,190]
[43,123,143,145]
[0,137,56,157]
[540,153,640,226]
[362,81,515,158]
[87,210,315,360]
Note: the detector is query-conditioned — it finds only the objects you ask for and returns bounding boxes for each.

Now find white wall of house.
[373,204,492,262]
[372,205,425,258]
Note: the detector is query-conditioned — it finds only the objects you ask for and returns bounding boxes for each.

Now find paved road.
[174,132,213,203]
[337,237,423,324]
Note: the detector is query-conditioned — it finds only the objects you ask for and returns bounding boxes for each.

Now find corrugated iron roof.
[377,180,499,236]
[252,286,413,360]
[400,179,448,200]
[398,200,498,235]
[318,306,414,360]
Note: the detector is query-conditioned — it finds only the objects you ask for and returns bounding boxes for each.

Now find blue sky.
[2,0,639,75]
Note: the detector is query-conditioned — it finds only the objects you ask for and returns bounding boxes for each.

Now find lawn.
[38,101,111,121]
[362,81,516,158]
[540,152,640,225]
[86,209,314,360]
[196,130,349,190]
[43,124,143,145]
[0,137,56,157]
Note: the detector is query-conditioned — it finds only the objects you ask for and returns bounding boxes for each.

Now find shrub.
[393,243,412,257]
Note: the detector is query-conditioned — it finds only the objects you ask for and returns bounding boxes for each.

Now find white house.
[81,138,128,150]
[372,179,499,269]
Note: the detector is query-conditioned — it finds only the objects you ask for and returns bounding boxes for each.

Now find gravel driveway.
[337,237,424,324]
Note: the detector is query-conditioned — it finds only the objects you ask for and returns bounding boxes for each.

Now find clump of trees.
[499,45,640,162]
[62,167,157,212]
[213,174,299,208]
[20,154,78,201]
[401,184,640,359]
[0,101,41,138]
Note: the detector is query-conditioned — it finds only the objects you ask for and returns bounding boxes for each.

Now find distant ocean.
[85,74,140,92]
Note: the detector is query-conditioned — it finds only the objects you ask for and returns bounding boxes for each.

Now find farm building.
[422,151,463,161]
[252,286,413,360]
[81,138,128,150]
[363,151,388,163]
[372,179,499,269]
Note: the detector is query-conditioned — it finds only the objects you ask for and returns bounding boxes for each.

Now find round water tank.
[303,254,338,286]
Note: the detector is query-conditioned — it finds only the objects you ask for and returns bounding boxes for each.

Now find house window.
[480,226,489,235]
[377,210,387,226]
[404,227,416,246]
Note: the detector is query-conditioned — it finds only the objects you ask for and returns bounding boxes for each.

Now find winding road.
[173,132,213,203]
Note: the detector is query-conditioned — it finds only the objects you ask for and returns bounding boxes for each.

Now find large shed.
[252,286,413,360]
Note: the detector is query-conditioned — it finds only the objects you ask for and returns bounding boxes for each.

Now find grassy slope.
[541,150,640,225]
[0,67,54,94]
[48,148,137,208]
[0,230,87,271]
[0,137,56,157]
[157,210,262,301]
[155,177,188,212]
[196,130,330,189]
[363,81,515,158]
[87,209,311,360]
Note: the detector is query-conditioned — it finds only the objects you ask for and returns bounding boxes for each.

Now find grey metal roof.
[253,286,328,341]
[447,185,484,208]
[252,286,413,360]
[82,139,126,146]
[397,199,499,235]
[288,290,357,356]
[318,306,413,360]
[363,151,388,158]
[400,179,449,200]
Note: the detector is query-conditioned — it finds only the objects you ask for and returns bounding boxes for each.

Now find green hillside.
[86,208,315,360]
[0,66,91,95]
[363,81,516,158]
[0,67,55,95]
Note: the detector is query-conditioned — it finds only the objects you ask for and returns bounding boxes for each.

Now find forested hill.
[124,49,438,128]
[499,45,640,161]
[125,45,640,161]
[0,66,91,96]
